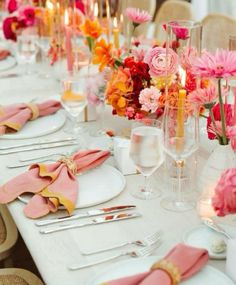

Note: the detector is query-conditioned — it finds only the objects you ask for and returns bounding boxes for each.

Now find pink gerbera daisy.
[194,49,236,79]
[125,7,152,26]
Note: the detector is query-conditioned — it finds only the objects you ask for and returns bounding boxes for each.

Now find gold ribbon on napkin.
[151,259,181,285]
[58,156,77,175]
[26,103,39,121]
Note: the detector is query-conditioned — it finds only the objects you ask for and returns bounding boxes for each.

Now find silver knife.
[0,141,77,155]
[39,212,141,234]
[35,205,136,226]
[0,137,76,150]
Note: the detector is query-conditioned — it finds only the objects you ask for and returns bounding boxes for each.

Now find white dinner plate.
[1,110,66,139]
[18,164,126,209]
[87,256,235,285]
[183,224,236,259]
[0,56,16,71]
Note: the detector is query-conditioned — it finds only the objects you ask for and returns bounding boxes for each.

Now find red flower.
[2,16,18,41]
[207,103,233,140]
[6,0,18,13]
[18,6,36,26]
[76,0,85,14]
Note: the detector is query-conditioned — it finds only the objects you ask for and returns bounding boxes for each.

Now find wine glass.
[16,34,38,75]
[37,36,51,78]
[161,102,199,212]
[61,76,88,135]
[129,121,164,200]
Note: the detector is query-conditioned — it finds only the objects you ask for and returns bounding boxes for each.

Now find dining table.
[0,59,234,285]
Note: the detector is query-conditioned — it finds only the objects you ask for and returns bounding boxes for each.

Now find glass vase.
[197,143,236,218]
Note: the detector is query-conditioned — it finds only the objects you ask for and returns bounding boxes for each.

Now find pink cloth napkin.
[0,100,61,135]
[0,49,10,61]
[0,150,110,218]
[102,243,209,285]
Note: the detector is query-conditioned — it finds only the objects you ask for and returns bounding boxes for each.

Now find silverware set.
[69,231,162,270]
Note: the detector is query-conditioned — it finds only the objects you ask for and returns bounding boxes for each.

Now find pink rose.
[18,6,36,26]
[144,47,178,77]
[212,168,236,216]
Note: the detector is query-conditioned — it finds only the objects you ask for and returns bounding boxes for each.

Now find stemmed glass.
[60,76,88,135]
[16,34,38,75]
[37,36,51,78]
[129,121,164,200]
[161,101,199,212]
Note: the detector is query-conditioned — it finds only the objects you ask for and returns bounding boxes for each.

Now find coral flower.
[188,85,218,107]
[80,19,102,39]
[125,7,152,26]
[194,49,236,79]
[92,38,113,71]
[212,168,236,216]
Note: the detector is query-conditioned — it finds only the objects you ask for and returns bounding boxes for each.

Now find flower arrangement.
[3,0,43,41]
[212,167,236,216]
[190,49,236,145]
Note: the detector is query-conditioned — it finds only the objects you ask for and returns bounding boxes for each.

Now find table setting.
[0,0,235,285]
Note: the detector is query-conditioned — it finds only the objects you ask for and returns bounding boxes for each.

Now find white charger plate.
[183,224,236,259]
[1,110,66,139]
[0,56,16,71]
[87,256,235,285]
[18,164,126,209]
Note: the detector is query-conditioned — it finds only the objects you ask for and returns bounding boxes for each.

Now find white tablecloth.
[0,62,231,285]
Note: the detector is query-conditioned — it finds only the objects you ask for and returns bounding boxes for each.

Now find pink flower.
[180,46,198,70]
[163,22,189,40]
[125,7,152,26]
[2,16,18,41]
[188,85,218,106]
[125,107,135,119]
[212,168,236,216]
[76,0,85,14]
[6,0,19,13]
[134,112,145,120]
[144,47,178,77]
[139,86,161,113]
[194,49,236,79]
[131,48,146,61]
[208,123,236,141]
[18,6,35,26]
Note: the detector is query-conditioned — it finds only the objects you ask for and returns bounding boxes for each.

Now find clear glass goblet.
[129,120,164,200]
[161,102,199,212]
[61,76,88,135]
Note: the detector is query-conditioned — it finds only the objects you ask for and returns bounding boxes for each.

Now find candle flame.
[113,17,118,28]
[94,2,98,18]
[56,2,60,9]
[179,66,186,87]
[120,14,123,24]
[46,0,53,10]
[64,9,69,26]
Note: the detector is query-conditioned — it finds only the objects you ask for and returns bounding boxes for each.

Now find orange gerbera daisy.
[80,18,102,39]
[92,38,113,71]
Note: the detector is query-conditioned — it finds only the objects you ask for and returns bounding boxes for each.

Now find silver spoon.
[202,218,232,239]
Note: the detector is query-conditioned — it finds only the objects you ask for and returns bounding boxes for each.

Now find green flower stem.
[218,78,228,145]
[127,23,138,51]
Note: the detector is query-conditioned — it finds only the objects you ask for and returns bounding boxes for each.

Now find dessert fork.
[69,240,161,270]
[81,230,162,255]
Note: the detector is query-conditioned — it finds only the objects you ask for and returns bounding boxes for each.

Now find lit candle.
[46,0,54,36]
[176,89,186,137]
[179,66,186,87]
[120,14,124,34]
[94,2,99,19]
[64,9,74,74]
[113,17,119,49]
[106,0,111,42]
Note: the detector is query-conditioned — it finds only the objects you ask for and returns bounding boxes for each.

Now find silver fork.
[68,240,161,270]
[81,230,162,255]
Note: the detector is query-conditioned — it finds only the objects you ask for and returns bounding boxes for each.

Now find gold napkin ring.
[58,157,77,175]
[151,259,181,285]
[26,103,39,120]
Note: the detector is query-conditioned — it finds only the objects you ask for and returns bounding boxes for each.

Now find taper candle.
[64,9,74,73]
[113,17,119,49]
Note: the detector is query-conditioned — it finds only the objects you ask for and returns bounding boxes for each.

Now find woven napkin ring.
[151,259,181,285]
[58,156,77,175]
[26,103,39,121]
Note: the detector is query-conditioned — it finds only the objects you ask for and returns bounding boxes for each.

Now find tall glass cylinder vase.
[163,21,202,203]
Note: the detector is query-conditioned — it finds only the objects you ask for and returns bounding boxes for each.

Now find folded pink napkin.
[102,243,209,285]
[0,49,10,61]
[0,100,61,135]
[0,150,110,218]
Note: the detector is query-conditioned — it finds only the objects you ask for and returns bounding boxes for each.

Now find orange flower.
[106,67,133,116]
[92,38,113,71]
[80,19,102,39]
